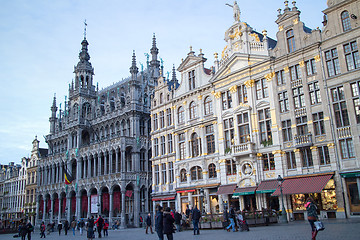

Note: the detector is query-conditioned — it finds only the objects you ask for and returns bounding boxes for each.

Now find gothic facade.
[37,34,159,227]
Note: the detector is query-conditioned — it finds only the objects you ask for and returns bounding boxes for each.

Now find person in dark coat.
[94,215,104,238]
[57,222,63,236]
[40,221,46,238]
[185,205,191,219]
[87,216,95,240]
[191,206,201,235]
[145,212,154,234]
[174,211,181,232]
[19,222,27,240]
[163,207,175,240]
[64,220,69,235]
[155,205,164,240]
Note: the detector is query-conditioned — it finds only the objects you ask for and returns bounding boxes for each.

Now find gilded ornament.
[244,79,255,88]
[229,85,237,93]
[214,52,218,59]
[249,33,260,42]
[310,146,318,151]
[299,61,305,67]
[183,101,187,105]
[279,25,284,31]
[198,95,203,100]
[293,149,300,153]
[327,143,335,148]
[256,153,263,157]
[293,18,299,25]
[221,45,228,59]
[264,72,275,81]
[214,92,221,99]
[314,55,321,62]
[283,66,289,73]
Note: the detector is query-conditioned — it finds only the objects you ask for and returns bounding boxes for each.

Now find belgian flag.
[63,166,74,185]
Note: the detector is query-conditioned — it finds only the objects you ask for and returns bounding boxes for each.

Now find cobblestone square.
[2,220,360,240]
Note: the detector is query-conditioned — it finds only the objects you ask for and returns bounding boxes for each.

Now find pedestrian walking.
[78,219,85,235]
[145,212,154,234]
[71,219,77,236]
[64,220,69,235]
[19,221,27,240]
[25,220,34,240]
[94,215,104,238]
[57,222,63,236]
[155,205,164,240]
[103,219,109,237]
[174,211,181,232]
[226,206,237,232]
[185,205,191,219]
[40,221,46,238]
[191,206,201,235]
[305,197,319,240]
[87,216,95,240]
[163,207,175,240]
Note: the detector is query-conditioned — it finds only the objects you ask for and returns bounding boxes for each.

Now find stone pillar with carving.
[87,193,91,218]
[311,146,320,171]
[120,189,126,228]
[109,151,113,174]
[134,186,140,227]
[204,188,211,214]
[76,193,81,221]
[66,195,71,222]
[294,148,302,172]
[50,195,54,222]
[115,149,119,173]
[98,153,101,176]
[176,192,181,212]
[98,194,102,216]
[58,196,62,223]
[121,150,125,173]
[42,197,46,221]
[109,192,113,227]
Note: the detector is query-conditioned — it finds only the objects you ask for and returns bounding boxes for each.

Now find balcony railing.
[294,133,312,147]
[336,126,351,139]
[232,142,254,155]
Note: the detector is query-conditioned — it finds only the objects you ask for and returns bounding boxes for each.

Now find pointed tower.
[130,50,139,80]
[150,34,160,81]
[49,94,57,134]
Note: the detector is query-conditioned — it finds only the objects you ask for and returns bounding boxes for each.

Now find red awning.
[152,196,176,201]
[272,174,333,196]
[256,180,279,194]
[216,184,237,195]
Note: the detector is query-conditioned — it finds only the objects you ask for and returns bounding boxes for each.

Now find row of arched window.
[177,96,213,124]
[179,163,217,182]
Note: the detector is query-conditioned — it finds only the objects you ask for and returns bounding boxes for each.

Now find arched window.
[189,101,197,119]
[159,93,163,104]
[341,11,351,32]
[191,133,200,157]
[204,96,213,115]
[208,163,217,178]
[286,29,295,53]
[190,166,203,180]
[180,169,187,182]
[178,107,185,124]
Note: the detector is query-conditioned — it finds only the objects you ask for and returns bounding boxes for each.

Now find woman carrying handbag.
[305,197,319,240]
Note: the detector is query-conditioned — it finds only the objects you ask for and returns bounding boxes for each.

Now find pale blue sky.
[0,0,327,164]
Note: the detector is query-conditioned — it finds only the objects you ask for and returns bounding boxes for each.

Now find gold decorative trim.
[307,120,313,124]
[264,72,275,81]
[324,116,330,121]
[256,153,263,157]
[293,149,300,153]
[327,143,335,149]
[244,79,255,88]
[199,125,205,128]
[229,85,237,93]
[291,124,296,128]
[183,101,187,105]
[283,66,289,73]
[314,55,321,62]
[279,25,284,31]
[218,159,227,163]
[216,169,221,172]
[293,18,299,25]
[310,146,318,151]
[186,174,191,177]
[214,92,221,99]
[249,33,260,42]
[252,129,259,133]
[212,121,218,125]
[299,61,305,68]
[198,95,203,100]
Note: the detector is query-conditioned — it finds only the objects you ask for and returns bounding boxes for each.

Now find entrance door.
[346,178,360,213]
[243,194,257,211]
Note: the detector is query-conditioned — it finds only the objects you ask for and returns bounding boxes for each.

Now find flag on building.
[63,166,74,185]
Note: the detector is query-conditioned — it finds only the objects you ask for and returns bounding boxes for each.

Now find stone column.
[133,152,139,173]
[98,154,101,176]
[104,152,108,175]
[76,158,81,180]
[42,198,46,221]
[176,192,181,212]
[134,186,140,227]
[88,157,92,178]
[109,192,113,227]
[115,150,119,173]
[58,197,62,223]
[76,194,81,221]
[204,188,211,214]
[188,192,193,208]
[66,196,71,222]
[121,150,125,173]
[35,197,40,226]
[98,194,102,216]
[83,157,87,178]
[87,194,91,218]
[109,151,113,174]
[218,195,224,213]
[50,196,54,222]
[311,146,320,171]
[121,190,126,228]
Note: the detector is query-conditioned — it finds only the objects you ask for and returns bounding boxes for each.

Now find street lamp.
[199,188,204,214]
[277,175,288,223]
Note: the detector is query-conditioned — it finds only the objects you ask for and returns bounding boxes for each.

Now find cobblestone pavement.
[2,219,360,240]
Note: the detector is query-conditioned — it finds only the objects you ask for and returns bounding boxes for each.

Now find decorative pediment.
[177,56,206,72]
[222,109,234,118]
[255,100,270,109]
[233,103,251,113]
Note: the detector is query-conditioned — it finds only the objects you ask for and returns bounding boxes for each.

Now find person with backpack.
[191,206,201,235]
[78,219,85,235]
[40,221,46,238]
[25,220,34,240]
[94,215,104,238]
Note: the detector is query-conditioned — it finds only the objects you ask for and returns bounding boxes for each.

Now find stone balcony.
[232,142,255,156]
[294,133,313,148]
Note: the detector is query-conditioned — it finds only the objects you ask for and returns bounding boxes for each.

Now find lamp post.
[277,175,288,223]
[199,188,204,214]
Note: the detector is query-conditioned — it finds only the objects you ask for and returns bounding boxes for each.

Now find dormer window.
[286,29,296,53]
[341,11,351,32]
[159,93,163,104]
[188,70,195,90]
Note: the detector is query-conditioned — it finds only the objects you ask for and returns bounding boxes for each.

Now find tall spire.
[151,33,159,61]
[172,64,177,81]
[150,34,160,80]
[130,50,138,78]
[84,19,87,39]
[50,94,58,134]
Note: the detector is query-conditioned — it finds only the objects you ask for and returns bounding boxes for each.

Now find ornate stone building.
[37,33,159,227]
[151,0,360,220]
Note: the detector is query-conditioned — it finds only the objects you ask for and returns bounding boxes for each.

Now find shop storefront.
[232,186,257,211]
[152,195,176,210]
[216,184,237,211]
[340,171,360,215]
[256,180,280,211]
[272,173,337,220]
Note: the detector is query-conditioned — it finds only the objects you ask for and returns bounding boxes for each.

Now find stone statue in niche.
[243,163,252,176]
